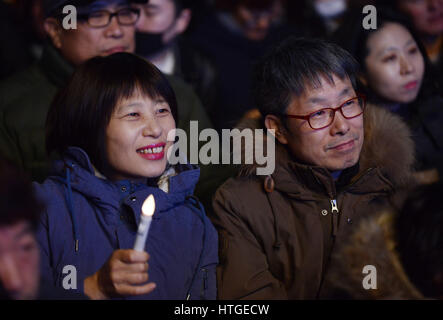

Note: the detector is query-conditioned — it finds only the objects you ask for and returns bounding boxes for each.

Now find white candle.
[133,194,155,251]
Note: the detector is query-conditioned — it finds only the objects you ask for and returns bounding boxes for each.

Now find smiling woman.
[35,52,218,300]
[105,90,176,180]
[46,51,178,178]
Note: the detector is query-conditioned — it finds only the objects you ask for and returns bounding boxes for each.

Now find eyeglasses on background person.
[76,7,141,28]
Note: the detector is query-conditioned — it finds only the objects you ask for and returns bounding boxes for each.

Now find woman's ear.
[264,115,288,145]
[44,17,63,49]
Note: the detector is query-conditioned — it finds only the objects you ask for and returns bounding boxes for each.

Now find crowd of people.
[0,0,442,300]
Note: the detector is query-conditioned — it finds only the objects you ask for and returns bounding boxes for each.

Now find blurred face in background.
[44,0,138,66]
[135,0,190,43]
[134,0,191,57]
[364,22,425,104]
[234,0,284,41]
[0,222,40,300]
[397,0,443,36]
[313,0,348,19]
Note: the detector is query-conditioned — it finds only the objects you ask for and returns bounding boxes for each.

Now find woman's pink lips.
[404,81,418,90]
[139,143,166,150]
[138,151,165,161]
[137,143,166,161]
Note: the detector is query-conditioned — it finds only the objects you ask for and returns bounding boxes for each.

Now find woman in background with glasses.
[333,6,443,185]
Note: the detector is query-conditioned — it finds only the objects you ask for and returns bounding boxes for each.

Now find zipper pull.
[330,199,339,214]
[201,268,208,299]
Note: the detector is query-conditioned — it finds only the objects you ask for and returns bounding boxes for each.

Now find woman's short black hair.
[46,52,178,173]
[252,36,359,118]
[332,6,438,104]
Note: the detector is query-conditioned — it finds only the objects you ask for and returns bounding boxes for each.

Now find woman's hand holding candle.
[84,195,157,299]
[83,249,156,299]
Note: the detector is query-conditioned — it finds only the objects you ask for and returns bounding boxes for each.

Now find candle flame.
[141,194,155,217]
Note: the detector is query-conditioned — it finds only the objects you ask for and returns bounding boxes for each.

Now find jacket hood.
[320,210,424,299]
[236,104,415,191]
[51,147,201,210]
[48,147,201,252]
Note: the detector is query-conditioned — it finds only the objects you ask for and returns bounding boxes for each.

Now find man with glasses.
[0,0,212,183]
[0,0,145,182]
[210,37,415,299]
[44,0,144,65]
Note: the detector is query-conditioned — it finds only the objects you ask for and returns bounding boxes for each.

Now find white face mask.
[314,0,347,19]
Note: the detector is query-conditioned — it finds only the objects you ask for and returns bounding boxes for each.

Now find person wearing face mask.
[189,0,298,131]
[134,0,219,119]
[0,0,147,183]
[333,7,443,185]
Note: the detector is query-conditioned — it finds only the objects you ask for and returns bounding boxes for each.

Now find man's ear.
[44,17,63,49]
[163,9,191,43]
[174,8,191,35]
[264,114,288,145]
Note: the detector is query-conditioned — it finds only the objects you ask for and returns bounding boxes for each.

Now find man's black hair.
[252,36,359,119]
[46,52,178,175]
[397,182,443,298]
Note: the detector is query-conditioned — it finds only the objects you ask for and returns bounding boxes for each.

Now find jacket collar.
[51,147,200,214]
[237,104,415,197]
[267,143,391,199]
[39,44,75,88]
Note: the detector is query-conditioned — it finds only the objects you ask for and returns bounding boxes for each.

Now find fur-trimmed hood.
[210,104,418,299]
[320,210,424,299]
[236,104,415,189]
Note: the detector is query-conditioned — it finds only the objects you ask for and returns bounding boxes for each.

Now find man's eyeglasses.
[77,8,140,28]
[285,94,366,130]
